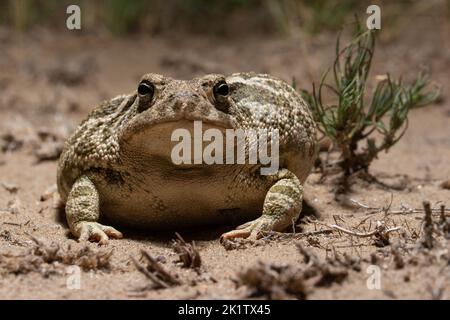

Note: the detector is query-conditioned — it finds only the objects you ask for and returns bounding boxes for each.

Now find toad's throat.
[122,120,280,175]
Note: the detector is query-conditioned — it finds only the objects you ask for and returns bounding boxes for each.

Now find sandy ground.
[0,12,449,299]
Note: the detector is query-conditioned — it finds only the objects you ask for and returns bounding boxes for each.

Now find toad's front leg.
[221,169,303,240]
[66,175,123,244]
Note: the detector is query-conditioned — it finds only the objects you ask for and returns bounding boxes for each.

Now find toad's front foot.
[221,169,303,242]
[74,222,123,245]
[65,175,122,244]
[220,217,277,241]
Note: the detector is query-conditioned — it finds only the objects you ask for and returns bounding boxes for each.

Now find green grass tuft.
[301,22,441,175]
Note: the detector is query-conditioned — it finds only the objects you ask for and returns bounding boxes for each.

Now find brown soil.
[0,12,449,299]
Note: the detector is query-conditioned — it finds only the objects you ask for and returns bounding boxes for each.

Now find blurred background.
[0,0,448,36]
[0,0,448,139]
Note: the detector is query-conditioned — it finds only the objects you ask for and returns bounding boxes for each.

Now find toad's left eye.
[138,80,155,98]
[213,81,229,98]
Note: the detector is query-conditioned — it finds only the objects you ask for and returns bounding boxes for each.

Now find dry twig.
[350,198,450,216]
[421,201,434,249]
[132,250,180,289]
[172,233,201,269]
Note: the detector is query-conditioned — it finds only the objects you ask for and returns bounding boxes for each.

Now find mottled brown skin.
[57,72,316,244]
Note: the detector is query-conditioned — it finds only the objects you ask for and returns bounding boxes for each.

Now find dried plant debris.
[0,230,29,247]
[236,261,307,300]
[348,197,450,216]
[224,209,404,251]
[237,243,361,300]
[1,197,22,215]
[420,201,435,249]
[221,238,250,250]
[33,128,65,162]
[439,205,450,238]
[416,202,449,251]
[132,249,181,289]
[372,221,397,247]
[310,218,401,247]
[259,229,334,242]
[0,236,113,276]
[369,202,450,271]
[0,230,13,242]
[46,56,96,86]
[390,244,405,269]
[378,243,447,271]
[221,237,266,251]
[1,132,23,152]
[296,244,358,287]
[1,126,68,160]
[2,182,19,194]
[172,233,201,269]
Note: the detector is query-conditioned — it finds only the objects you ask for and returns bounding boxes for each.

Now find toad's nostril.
[170,91,203,114]
[173,99,183,111]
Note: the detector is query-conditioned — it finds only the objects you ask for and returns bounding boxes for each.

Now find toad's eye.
[138,80,155,98]
[213,81,229,98]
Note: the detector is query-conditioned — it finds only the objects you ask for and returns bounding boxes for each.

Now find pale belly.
[91,165,269,229]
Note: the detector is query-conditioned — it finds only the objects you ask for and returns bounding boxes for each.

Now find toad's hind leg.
[221,169,303,240]
[66,175,123,244]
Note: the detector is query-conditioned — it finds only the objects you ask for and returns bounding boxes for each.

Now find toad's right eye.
[138,80,155,98]
[213,81,229,98]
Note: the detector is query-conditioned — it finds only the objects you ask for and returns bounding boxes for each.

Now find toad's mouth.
[123,102,237,138]
[150,115,234,129]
